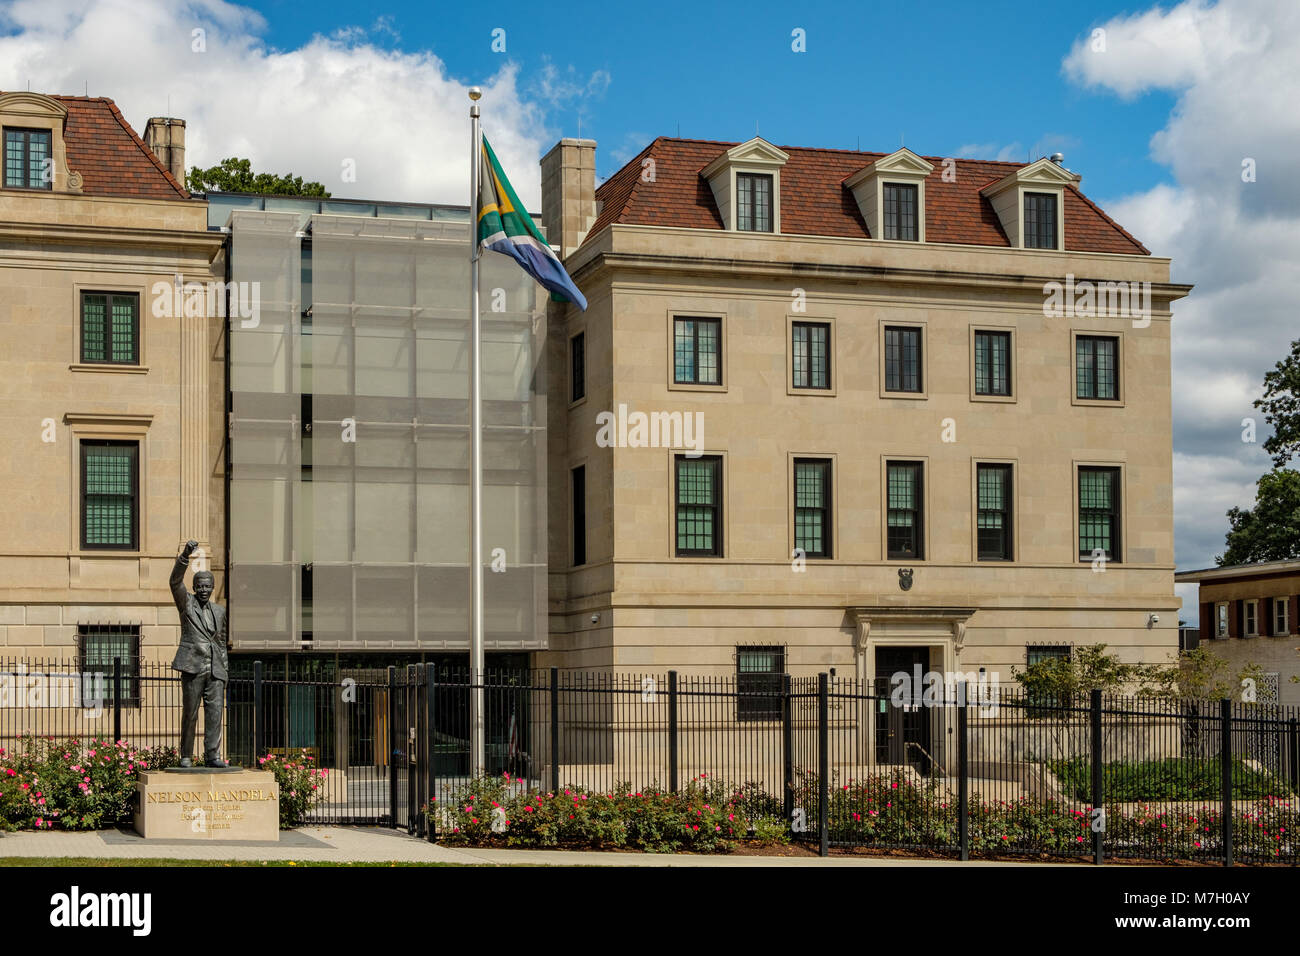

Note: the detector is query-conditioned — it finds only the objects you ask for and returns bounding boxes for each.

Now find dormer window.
[3,127,52,189]
[1024,192,1058,249]
[845,148,933,243]
[737,173,773,232]
[702,138,788,234]
[883,183,918,241]
[979,157,1078,251]
[0,92,83,195]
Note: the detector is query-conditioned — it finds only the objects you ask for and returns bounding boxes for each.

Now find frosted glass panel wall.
[228,213,547,651]
[228,212,302,646]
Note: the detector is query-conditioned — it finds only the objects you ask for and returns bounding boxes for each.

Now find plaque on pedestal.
[134,769,279,841]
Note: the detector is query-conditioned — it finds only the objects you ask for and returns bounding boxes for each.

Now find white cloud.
[1065,0,1300,571]
[0,0,553,207]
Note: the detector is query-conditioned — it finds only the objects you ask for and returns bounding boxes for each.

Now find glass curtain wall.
[229,211,547,651]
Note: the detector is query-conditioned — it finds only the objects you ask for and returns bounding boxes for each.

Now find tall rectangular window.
[883,183,918,241]
[793,459,831,558]
[976,463,1013,561]
[736,646,784,721]
[884,326,922,393]
[81,291,140,365]
[3,127,52,189]
[572,465,586,566]
[81,440,138,550]
[570,332,585,402]
[1217,602,1228,638]
[1023,192,1058,249]
[1076,335,1119,400]
[792,322,830,389]
[1276,599,1289,635]
[974,330,1011,396]
[675,455,722,556]
[1078,466,1120,562]
[673,317,721,385]
[1244,600,1258,637]
[736,173,773,232]
[886,461,924,559]
[78,625,142,707]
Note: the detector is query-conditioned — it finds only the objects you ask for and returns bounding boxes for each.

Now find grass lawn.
[0,857,470,867]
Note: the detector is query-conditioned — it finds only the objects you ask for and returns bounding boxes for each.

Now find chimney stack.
[144,117,187,188]
[540,138,597,261]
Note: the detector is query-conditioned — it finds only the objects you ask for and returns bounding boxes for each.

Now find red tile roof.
[1,94,192,201]
[589,138,1148,255]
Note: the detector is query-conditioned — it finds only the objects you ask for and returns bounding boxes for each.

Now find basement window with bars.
[736,646,784,721]
[77,624,141,707]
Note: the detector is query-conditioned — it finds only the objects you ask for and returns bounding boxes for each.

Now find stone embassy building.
[539,135,1190,690]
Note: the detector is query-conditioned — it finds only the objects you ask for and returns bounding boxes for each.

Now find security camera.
[1148,613,1159,628]
[590,613,599,624]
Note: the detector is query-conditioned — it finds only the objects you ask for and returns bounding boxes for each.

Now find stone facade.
[0,93,225,667]
[540,136,1190,687]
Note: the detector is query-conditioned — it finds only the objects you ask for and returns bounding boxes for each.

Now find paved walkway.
[0,827,1068,866]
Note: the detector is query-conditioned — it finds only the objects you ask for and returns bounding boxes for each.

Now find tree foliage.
[186,157,330,197]
[1254,336,1300,468]
[1217,467,1300,566]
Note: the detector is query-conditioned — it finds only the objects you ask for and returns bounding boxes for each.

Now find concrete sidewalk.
[0,826,1065,866]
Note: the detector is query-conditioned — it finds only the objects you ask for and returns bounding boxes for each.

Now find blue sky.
[249,0,1178,199]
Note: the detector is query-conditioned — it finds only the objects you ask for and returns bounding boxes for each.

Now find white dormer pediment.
[980,157,1080,249]
[0,91,84,194]
[702,137,789,232]
[845,148,934,242]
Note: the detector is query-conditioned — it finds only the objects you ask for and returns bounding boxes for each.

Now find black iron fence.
[3,657,1298,864]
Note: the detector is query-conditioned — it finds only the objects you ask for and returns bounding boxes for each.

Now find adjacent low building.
[1177,560,1300,705]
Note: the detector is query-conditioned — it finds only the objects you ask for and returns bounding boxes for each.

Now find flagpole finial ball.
[468,87,482,101]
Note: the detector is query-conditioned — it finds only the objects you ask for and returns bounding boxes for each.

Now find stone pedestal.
[134,769,279,841]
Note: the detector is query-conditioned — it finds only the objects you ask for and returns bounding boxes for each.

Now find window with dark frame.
[3,127,52,189]
[976,463,1013,561]
[1025,644,1071,708]
[673,317,721,385]
[1078,466,1120,562]
[884,326,922,393]
[974,330,1012,396]
[792,321,830,389]
[883,182,919,241]
[736,646,784,720]
[570,332,585,403]
[572,465,586,567]
[80,440,138,551]
[675,455,722,556]
[78,624,142,707]
[736,172,773,232]
[1023,192,1058,249]
[81,291,140,365]
[1076,335,1119,400]
[886,461,924,559]
[793,459,831,558]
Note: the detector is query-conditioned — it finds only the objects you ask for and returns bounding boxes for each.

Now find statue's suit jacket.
[169,557,228,682]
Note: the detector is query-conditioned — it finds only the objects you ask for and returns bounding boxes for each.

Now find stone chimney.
[540,138,597,261]
[144,117,187,188]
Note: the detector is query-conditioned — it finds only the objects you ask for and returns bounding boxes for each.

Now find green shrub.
[0,735,178,831]
[256,750,329,828]
[1049,757,1292,802]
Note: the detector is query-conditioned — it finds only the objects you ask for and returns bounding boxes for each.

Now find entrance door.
[874,646,932,772]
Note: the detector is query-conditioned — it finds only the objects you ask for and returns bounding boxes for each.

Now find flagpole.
[468,86,486,778]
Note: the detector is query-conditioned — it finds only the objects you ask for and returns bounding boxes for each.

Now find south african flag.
[476,135,587,310]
